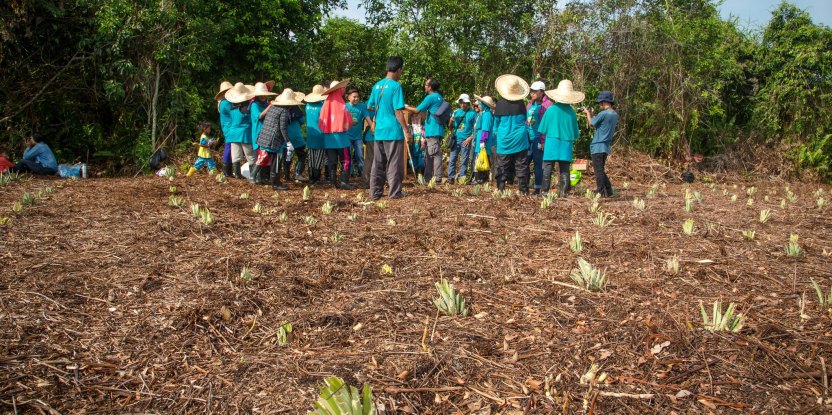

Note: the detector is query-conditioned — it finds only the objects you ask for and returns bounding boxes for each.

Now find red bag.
[254,149,272,167]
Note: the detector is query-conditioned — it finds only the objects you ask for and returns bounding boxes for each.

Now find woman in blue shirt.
[473,95,496,184]
[223,82,255,179]
[538,80,584,197]
[493,74,532,194]
[11,132,58,175]
[304,85,327,185]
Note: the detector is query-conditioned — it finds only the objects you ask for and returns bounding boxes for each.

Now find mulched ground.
[1,156,831,414]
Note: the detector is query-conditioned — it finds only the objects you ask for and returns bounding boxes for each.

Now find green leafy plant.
[375,200,387,209]
[380,264,393,276]
[666,255,680,275]
[190,203,201,217]
[780,199,787,209]
[730,194,738,202]
[198,208,213,225]
[331,231,343,242]
[416,174,425,186]
[700,301,745,332]
[240,192,249,200]
[252,203,264,214]
[810,279,832,309]
[785,234,803,257]
[684,199,694,212]
[759,209,772,223]
[693,191,703,202]
[427,177,437,190]
[452,188,465,197]
[303,186,312,201]
[501,189,513,198]
[278,212,288,222]
[21,192,35,206]
[569,231,583,253]
[309,376,375,415]
[622,182,630,190]
[0,216,12,225]
[592,212,613,227]
[434,279,469,317]
[632,198,646,210]
[470,185,481,196]
[237,267,253,285]
[347,212,358,221]
[386,218,396,226]
[457,176,469,186]
[589,201,600,213]
[682,219,695,235]
[584,189,595,200]
[742,230,755,240]
[303,216,317,225]
[746,198,753,206]
[785,188,797,203]
[570,258,607,291]
[276,322,293,346]
[162,166,176,180]
[43,186,54,194]
[491,189,501,199]
[215,173,226,183]
[746,186,757,196]
[169,185,177,193]
[322,201,334,215]
[540,197,552,209]
[482,183,491,192]
[168,195,184,207]
[12,202,23,213]
[818,197,826,208]
[0,171,21,186]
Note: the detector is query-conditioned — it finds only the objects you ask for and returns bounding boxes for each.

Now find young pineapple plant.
[693,191,703,202]
[818,197,827,209]
[215,172,226,183]
[276,322,293,346]
[380,264,393,276]
[746,198,754,206]
[331,231,343,242]
[302,186,312,201]
[570,258,607,291]
[759,209,772,224]
[666,255,680,275]
[252,203,264,214]
[375,200,387,209]
[168,195,184,207]
[322,201,334,215]
[21,192,35,206]
[540,197,552,209]
[569,231,583,253]
[169,185,177,193]
[427,177,437,190]
[810,279,832,310]
[785,234,803,257]
[589,200,600,213]
[237,267,254,285]
[592,211,613,227]
[278,212,288,222]
[347,212,359,221]
[198,208,213,225]
[482,182,491,192]
[682,219,695,235]
[163,166,176,181]
[452,188,465,197]
[190,203,201,217]
[622,182,630,190]
[302,216,317,225]
[632,198,646,211]
[457,176,469,186]
[309,376,375,415]
[434,279,469,317]
[684,199,695,212]
[0,216,12,226]
[730,194,738,202]
[240,192,249,200]
[780,199,787,209]
[584,189,596,200]
[742,230,755,240]
[416,174,425,186]
[785,187,797,202]
[12,202,23,213]
[491,189,502,199]
[700,301,746,332]
[746,186,757,197]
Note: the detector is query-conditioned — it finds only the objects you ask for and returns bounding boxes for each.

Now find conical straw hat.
[494,74,530,101]
[215,81,233,100]
[545,80,585,104]
[321,79,351,96]
[272,88,305,106]
[225,82,255,104]
[304,84,327,103]
[252,82,277,97]
[474,95,496,109]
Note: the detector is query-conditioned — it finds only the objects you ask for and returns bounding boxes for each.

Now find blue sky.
[332,0,831,27]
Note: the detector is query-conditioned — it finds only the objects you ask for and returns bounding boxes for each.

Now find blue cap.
[595,91,614,103]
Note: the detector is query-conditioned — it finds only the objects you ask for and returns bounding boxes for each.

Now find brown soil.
[1,156,831,414]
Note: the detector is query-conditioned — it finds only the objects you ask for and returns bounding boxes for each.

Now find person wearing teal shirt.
[367,56,412,200]
[473,95,496,183]
[412,78,445,182]
[250,99,268,151]
[346,90,369,177]
[304,85,327,185]
[538,79,584,197]
[493,74,532,193]
[526,81,547,194]
[216,81,234,177]
[284,106,307,182]
[448,94,477,182]
[223,82,256,179]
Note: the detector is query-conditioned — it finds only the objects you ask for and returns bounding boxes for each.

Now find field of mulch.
[1,156,831,414]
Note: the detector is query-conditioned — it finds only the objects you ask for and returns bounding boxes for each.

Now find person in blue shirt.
[472,95,496,184]
[304,84,327,186]
[493,74,532,194]
[367,56,412,200]
[345,89,370,179]
[216,81,233,177]
[11,132,58,175]
[539,80,584,197]
[583,91,619,197]
[527,81,547,194]
[223,82,256,179]
[448,94,477,183]
[410,77,445,183]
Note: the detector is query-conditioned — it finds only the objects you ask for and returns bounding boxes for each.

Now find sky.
[331,0,832,28]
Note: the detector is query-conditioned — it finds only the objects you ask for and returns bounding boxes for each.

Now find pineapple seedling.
[491,189,502,199]
[452,188,465,197]
[21,192,35,206]
[666,255,680,275]
[746,187,757,197]
[0,216,12,226]
[632,198,646,210]
[380,264,393,276]
[589,201,600,213]
[162,166,176,180]
[570,258,607,291]
[746,198,753,206]
[682,219,695,235]
[470,185,481,196]
[540,197,552,209]
[434,279,469,317]
[386,218,396,226]
[569,231,583,253]
[278,212,288,222]
[252,203,264,214]
[700,301,745,332]
[785,234,803,257]
[818,198,826,209]
[693,191,703,202]
[482,183,491,192]
[375,200,387,209]
[742,230,755,240]
[168,195,184,207]
[237,267,254,285]
[759,209,772,223]
[302,216,317,225]
[302,186,311,201]
[584,189,595,200]
[416,174,425,186]
[810,279,832,309]
[427,177,437,190]
[592,212,613,227]
[684,199,694,212]
[12,202,23,213]
[309,376,375,415]
[501,189,513,198]
[321,201,334,215]
[331,232,343,242]
[190,203,201,217]
[198,208,213,225]
[457,176,469,186]
[785,189,797,203]
[169,185,177,193]
[43,186,54,194]
[347,212,359,221]
[240,192,249,200]
[215,173,226,183]
[622,182,630,190]
[730,194,738,202]
[276,322,292,346]
[780,199,787,209]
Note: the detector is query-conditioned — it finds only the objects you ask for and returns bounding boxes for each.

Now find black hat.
[595,91,615,103]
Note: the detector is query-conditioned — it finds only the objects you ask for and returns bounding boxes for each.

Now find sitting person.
[11,132,58,175]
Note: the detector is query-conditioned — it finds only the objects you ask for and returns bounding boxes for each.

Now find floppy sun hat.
[545,80,585,104]
[272,88,305,106]
[215,81,233,100]
[225,82,255,104]
[321,79,351,96]
[474,95,496,109]
[252,82,277,97]
[494,74,530,101]
[304,84,327,103]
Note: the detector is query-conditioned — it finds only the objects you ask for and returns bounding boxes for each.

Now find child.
[187,121,216,176]
[583,91,619,197]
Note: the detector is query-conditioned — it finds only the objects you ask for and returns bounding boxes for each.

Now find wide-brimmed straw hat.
[225,82,255,104]
[474,95,496,109]
[272,88,305,106]
[321,79,351,96]
[545,80,585,104]
[215,81,233,100]
[304,85,327,103]
[265,80,276,90]
[252,82,277,97]
[494,74,530,101]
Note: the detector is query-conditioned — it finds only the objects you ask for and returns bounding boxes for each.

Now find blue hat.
[595,91,614,103]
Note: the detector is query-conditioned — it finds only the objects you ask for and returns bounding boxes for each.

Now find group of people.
[202,56,619,199]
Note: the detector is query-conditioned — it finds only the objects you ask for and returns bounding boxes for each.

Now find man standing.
[527,81,546,194]
[367,56,412,200]
[345,89,370,183]
[412,78,445,183]
[448,94,477,183]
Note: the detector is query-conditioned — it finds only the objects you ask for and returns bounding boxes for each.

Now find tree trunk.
[151,60,161,150]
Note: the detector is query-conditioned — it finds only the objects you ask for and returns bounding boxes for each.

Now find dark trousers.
[370,140,404,199]
[12,160,56,175]
[542,160,571,196]
[495,150,530,193]
[325,148,343,178]
[362,141,375,185]
[591,153,613,196]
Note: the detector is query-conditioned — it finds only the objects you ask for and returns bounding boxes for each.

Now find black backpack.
[432,100,452,126]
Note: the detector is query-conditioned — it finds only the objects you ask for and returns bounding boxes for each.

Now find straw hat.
[225,82,255,104]
[265,80,276,90]
[494,74,530,101]
[474,95,496,109]
[545,80,585,104]
[304,84,327,103]
[272,88,305,106]
[252,82,277,97]
[321,79,351,96]
[215,81,233,100]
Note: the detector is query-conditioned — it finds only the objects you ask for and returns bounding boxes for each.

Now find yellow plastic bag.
[475,150,490,172]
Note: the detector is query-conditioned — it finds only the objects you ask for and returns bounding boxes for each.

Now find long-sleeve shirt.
[23,142,58,171]
[257,105,290,152]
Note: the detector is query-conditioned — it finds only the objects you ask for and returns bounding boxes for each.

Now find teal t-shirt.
[538,103,580,161]
[226,103,252,144]
[305,102,324,149]
[367,78,405,141]
[452,108,477,142]
[364,109,376,142]
[250,100,268,150]
[494,113,529,155]
[287,114,305,149]
[346,102,367,142]
[527,102,543,144]
[416,92,445,138]
[590,109,619,154]
[219,99,232,138]
[474,107,495,155]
